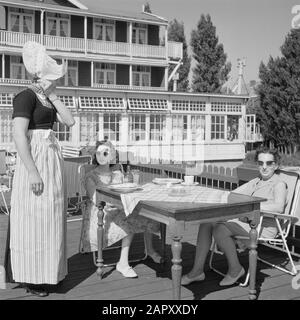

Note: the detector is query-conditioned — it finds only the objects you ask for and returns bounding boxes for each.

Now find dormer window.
[132,23,147,44]
[93,18,115,41]
[8,8,34,33]
[46,12,70,37]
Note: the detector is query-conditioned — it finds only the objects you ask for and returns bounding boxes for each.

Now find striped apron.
[10,129,67,284]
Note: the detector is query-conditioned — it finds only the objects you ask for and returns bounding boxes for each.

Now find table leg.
[248,216,258,300]
[171,235,182,300]
[160,223,166,263]
[96,202,105,279]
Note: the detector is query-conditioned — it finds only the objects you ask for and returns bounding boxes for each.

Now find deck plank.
[0,216,300,300]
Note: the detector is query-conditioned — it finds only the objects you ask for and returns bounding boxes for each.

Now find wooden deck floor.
[1,217,300,301]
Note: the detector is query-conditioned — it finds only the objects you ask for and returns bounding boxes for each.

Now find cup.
[131,169,140,184]
[184,175,194,185]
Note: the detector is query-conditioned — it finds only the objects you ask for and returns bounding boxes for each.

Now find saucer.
[181,182,199,186]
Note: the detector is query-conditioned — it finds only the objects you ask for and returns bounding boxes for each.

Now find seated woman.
[182,146,288,286]
[80,140,162,278]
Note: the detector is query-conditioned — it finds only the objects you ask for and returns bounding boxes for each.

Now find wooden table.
[96,186,265,300]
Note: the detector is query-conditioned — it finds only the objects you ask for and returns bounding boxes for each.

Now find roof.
[0,0,168,25]
[79,0,168,24]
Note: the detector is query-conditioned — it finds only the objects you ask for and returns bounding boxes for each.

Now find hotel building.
[0,0,261,164]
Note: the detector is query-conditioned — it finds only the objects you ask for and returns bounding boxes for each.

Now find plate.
[181,182,199,186]
[152,178,182,185]
[108,183,140,192]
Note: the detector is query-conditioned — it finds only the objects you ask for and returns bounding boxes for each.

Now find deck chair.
[209,168,300,286]
[0,150,10,215]
[77,163,165,275]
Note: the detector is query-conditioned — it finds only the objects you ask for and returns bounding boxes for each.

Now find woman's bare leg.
[187,223,214,277]
[213,224,243,276]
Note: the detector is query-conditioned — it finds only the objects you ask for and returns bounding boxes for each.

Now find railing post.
[84,16,87,55]
[1,53,4,79]
[40,9,44,45]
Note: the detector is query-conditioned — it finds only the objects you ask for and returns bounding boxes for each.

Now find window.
[10,56,29,80]
[0,109,13,143]
[93,18,115,41]
[53,122,71,142]
[132,65,150,87]
[227,115,240,141]
[132,23,147,44]
[56,60,78,86]
[46,12,70,37]
[94,63,116,85]
[172,115,187,141]
[191,115,205,141]
[80,113,99,143]
[9,8,34,33]
[150,115,166,141]
[211,115,225,140]
[129,114,146,141]
[103,113,121,142]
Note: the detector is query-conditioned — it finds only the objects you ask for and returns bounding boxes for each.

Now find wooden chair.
[77,163,166,277]
[209,168,300,286]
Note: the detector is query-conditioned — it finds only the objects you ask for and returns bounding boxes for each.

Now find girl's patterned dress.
[80,167,160,252]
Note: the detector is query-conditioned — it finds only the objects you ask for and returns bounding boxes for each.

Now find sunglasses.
[257,161,275,167]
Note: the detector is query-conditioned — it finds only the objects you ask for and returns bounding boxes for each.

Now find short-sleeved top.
[12,88,56,130]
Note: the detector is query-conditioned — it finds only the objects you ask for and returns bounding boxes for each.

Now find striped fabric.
[10,129,67,284]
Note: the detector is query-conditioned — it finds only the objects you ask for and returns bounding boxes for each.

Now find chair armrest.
[261,210,298,224]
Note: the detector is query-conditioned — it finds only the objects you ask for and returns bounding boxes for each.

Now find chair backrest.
[78,163,97,198]
[278,169,300,218]
[280,168,300,226]
[64,156,91,198]
[0,150,7,176]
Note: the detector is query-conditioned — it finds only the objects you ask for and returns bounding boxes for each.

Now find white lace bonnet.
[22,41,67,80]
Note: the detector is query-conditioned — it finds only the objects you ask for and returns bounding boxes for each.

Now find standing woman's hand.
[29,170,44,196]
[39,79,57,97]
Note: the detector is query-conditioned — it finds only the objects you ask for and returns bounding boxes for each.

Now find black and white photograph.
[0,0,300,306]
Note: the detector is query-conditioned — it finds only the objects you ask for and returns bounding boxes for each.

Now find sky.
[86,0,297,85]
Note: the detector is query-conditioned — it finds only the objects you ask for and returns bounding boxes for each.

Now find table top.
[96,184,266,222]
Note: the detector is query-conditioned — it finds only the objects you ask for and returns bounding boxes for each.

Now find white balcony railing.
[131,43,165,58]
[0,77,166,91]
[0,78,31,85]
[93,83,166,91]
[0,31,182,60]
[44,34,85,52]
[86,38,130,56]
[0,31,41,47]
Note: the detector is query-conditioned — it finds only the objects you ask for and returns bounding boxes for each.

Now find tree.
[190,14,231,93]
[256,29,300,153]
[144,2,152,13]
[168,19,191,91]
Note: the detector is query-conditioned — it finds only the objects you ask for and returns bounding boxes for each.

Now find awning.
[127,98,168,112]
[78,96,126,110]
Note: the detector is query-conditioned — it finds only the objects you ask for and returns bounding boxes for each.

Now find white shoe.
[181,273,205,285]
[116,263,138,278]
[219,267,245,286]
